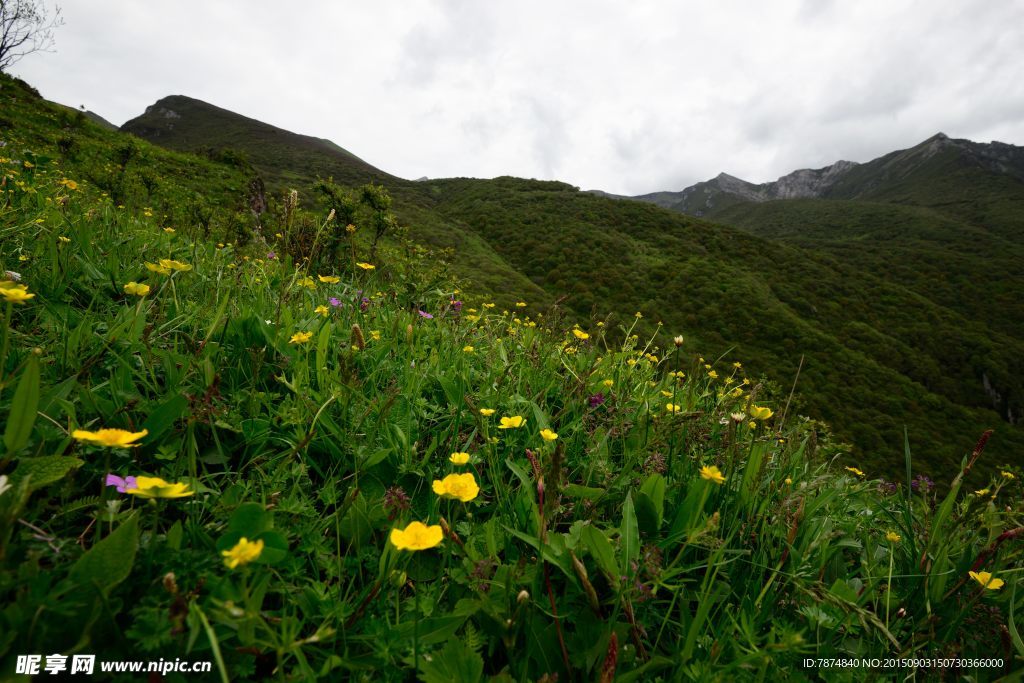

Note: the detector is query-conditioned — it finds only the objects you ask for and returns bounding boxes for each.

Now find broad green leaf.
[141,393,189,443]
[69,513,139,594]
[581,523,620,581]
[10,455,83,493]
[4,354,40,454]
[563,483,605,500]
[419,638,483,683]
[621,493,639,569]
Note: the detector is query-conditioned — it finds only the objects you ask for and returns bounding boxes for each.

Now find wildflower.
[163,227,175,234]
[784,477,793,485]
[58,235,71,243]
[969,571,1005,591]
[356,262,376,270]
[483,302,495,309]
[1001,471,1016,480]
[297,276,315,289]
[72,428,148,448]
[289,331,313,344]
[123,282,150,297]
[370,330,381,341]
[432,473,480,502]
[329,297,342,307]
[749,405,774,420]
[603,379,614,388]
[105,474,138,492]
[418,310,434,319]
[222,537,264,569]
[480,408,496,416]
[346,224,357,234]
[126,476,194,499]
[0,282,34,303]
[450,452,471,465]
[708,370,718,379]
[266,251,276,259]
[145,262,172,275]
[974,488,990,496]
[700,465,726,484]
[730,412,745,422]
[314,305,330,316]
[463,345,475,353]
[516,301,527,307]
[634,311,643,318]
[540,428,558,441]
[589,393,606,407]
[318,275,340,284]
[572,329,590,340]
[390,521,443,551]
[845,466,865,477]
[158,259,192,272]
[885,531,902,543]
[673,335,684,347]
[498,415,525,429]
[59,178,78,190]
[665,403,681,413]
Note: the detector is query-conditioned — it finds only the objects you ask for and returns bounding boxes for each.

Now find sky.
[11,0,1024,195]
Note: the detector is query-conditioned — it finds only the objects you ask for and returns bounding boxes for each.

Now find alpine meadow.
[1,8,1024,681]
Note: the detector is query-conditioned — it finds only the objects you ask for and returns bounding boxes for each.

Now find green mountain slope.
[118,94,1023,479]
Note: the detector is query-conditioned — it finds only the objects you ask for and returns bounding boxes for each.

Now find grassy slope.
[118,95,1022,481]
[1,74,1022,680]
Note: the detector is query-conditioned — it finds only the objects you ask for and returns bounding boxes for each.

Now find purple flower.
[266,251,276,259]
[360,297,370,312]
[418,310,434,319]
[329,297,342,308]
[911,474,934,493]
[451,299,463,313]
[588,392,606,407]
[106,474,137,493]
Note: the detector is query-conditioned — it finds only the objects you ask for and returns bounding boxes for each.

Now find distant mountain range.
[110,93,1024,479]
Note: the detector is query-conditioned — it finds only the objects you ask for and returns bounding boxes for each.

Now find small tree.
[0,0,63,72]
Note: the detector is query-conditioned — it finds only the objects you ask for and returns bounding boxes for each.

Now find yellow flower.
[516,301,527,307]
[660,390,672,397]
[222,537,264,569]
[318,275,340,283]
[390,521,443,551]
[296,276,315,289]
[163,227,175,233]
[145,262,172,276]
[59,178,78,190]
[845,466,865,477]
[634,311,643,318]
[432,472,480,502]
[1001,471,1015,480]
[463,345,475,353]
[158,259,192,272]
[289,331,313,344]
[700,465,725,484]
[540,428,558,441]
[58,235,71,244]
[356,262,375,270]
[749,405,774,420]
[665,403,681,413]
[315,305,330,316]
[72,428,148,448]
[572,329,590,340]
[784,477,793,485]
[449,452,471,465]
[498,415,525,429]
[126,476,194,499]
[480,408,496,416]
[885,531,901,543]
[123,282,150,297]
[603,379,614,388]
[673,335,684,346]
[483,302,495,309]
[0,282,35,303]
[708,370,718,379]
[974,488,990,496]
[969,571,1005,591]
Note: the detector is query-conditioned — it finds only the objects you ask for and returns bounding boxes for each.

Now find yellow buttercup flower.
[708,370,718,379]
[665,403,681,413]
[969,570,1004,590]
[390,521,443,551]
[432,473,480,502]
[0,282,34,303]
[540,428,558,441]
[700,465,725,484]
[296,276,315,289]
[222,537,264,569]
[974,488,990,496]
[749,405,774,420]
[318,275,340,283]
[845,466,865,477]
[126,476,193,499]
[480,408,496,417]
[449,452,470,465]
[498,415,525,429]
[163,227,175,233]
[315,305,330,316]
[463,345,475,353]
[145,262,172,275]
[289,331,313,344]
[123,282,150,297]
[72,428,148,448]
[158,259,192,272]
[885,531,901,543]
[602,379,614,388]
[1001,471,1015,480]
[572,329,590,340]
[356,262,375,270]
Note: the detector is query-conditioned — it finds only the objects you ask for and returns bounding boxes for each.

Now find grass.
[0,87,1023,681]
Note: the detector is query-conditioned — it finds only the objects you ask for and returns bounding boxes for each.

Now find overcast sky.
[11,0,1024,195]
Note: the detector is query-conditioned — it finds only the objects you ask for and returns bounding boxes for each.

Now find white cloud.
[12,0,1024,194]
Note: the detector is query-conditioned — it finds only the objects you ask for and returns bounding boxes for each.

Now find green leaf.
[69,513,139,594]
[581,523,620,581]
[10,455,83,493]
[621,493,639,570]
[4,354,40,454]
[227,502,273,536]
[563,483,605,500]
[141,393,189,443]
[637,473,666,533]
[418,638,483,683]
